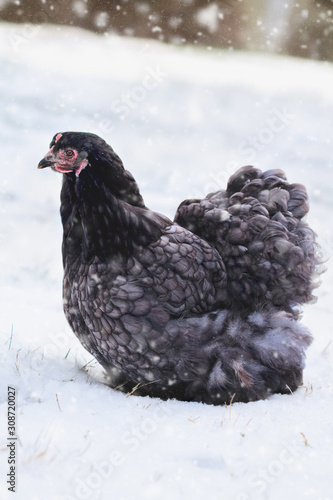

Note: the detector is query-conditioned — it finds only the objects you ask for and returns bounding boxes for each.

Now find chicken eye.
[66,150,74,157]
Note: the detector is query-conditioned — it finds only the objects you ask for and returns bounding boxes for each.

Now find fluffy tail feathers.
[175,166,322,312]
[176,308,313,404]
[113,307,313,405]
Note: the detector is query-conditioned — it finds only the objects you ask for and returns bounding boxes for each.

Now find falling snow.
[0,22,332,500]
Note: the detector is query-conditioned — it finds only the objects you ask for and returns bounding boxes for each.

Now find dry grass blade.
[126,381,156,397]
[300,431,311,447]
[56,393,62,412]
[229,393,236,419]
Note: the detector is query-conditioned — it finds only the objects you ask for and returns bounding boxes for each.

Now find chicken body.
[38,132,319,404]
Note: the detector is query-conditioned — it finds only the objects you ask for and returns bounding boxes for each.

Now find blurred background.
[1,0,333,62]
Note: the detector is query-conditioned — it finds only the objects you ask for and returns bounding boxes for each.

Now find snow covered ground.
[0,22,332,500]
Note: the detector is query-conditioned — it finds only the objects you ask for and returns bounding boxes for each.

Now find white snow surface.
[0,23,333,500]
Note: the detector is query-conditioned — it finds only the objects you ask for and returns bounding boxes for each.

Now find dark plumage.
[175,166,319,313]
[38,131,321,404]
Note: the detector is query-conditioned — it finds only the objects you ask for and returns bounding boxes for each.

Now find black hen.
[38,132,320,404]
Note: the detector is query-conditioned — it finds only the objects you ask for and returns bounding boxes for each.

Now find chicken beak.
[38,158,54,169]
